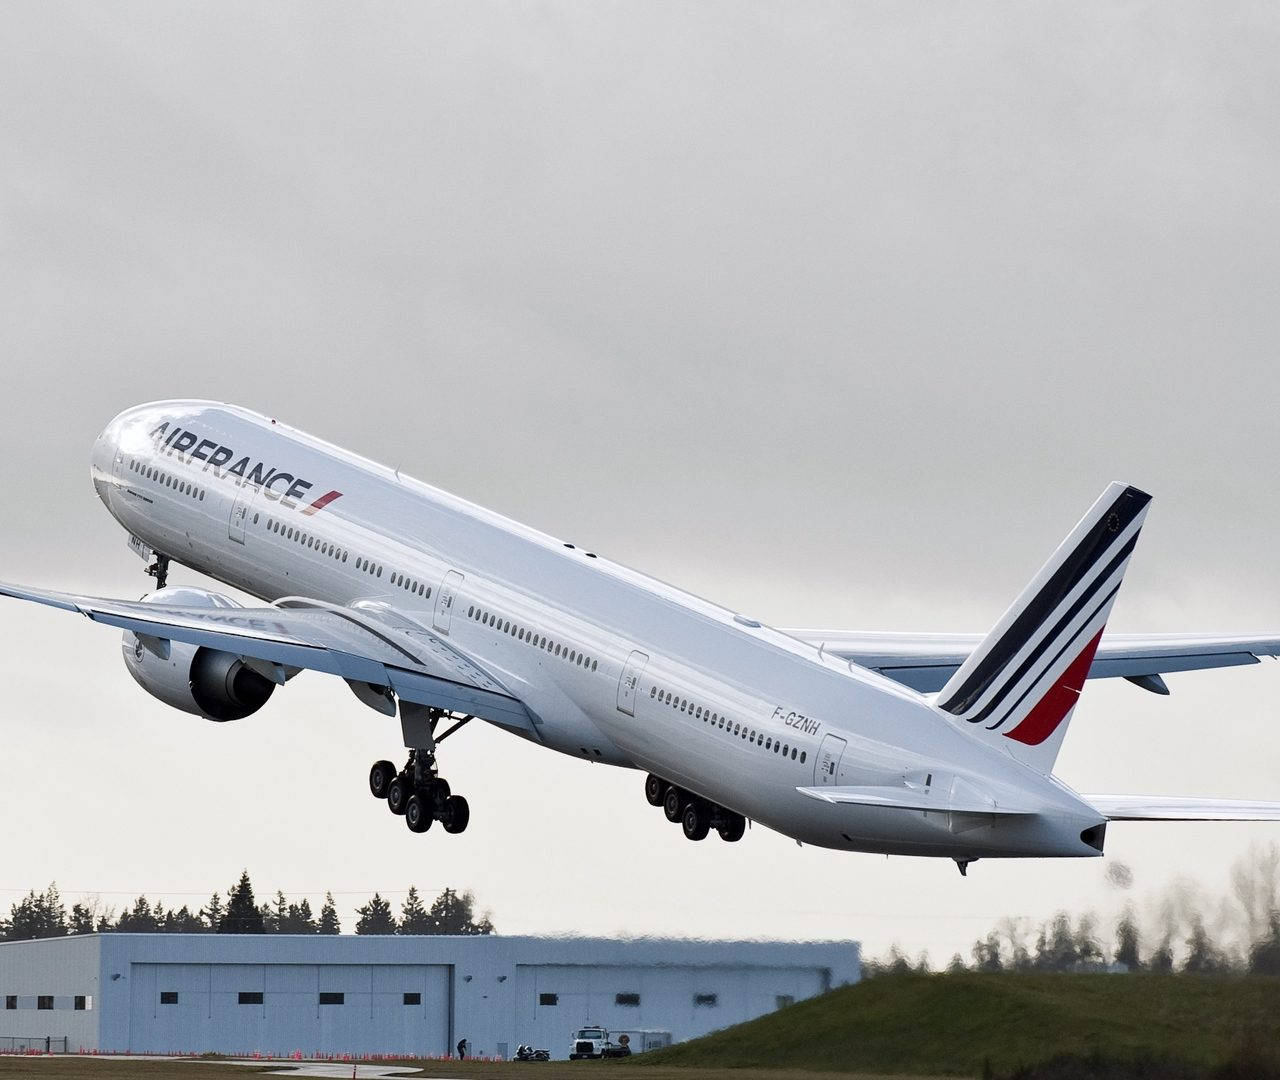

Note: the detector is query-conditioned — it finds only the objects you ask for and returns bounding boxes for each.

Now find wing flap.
[1085,794,1280,821]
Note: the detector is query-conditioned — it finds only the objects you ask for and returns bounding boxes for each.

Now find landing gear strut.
[369,706,473,837]
[645,774,746,844]
[146,553,170,590]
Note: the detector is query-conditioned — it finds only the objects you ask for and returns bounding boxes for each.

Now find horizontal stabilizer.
[797,784,1037,815]
[782,629,1280,694]
[1085,794,1280,821]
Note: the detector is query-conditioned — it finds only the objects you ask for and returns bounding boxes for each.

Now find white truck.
[568,1025,672,1059]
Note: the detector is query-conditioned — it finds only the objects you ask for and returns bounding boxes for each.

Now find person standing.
[457,1037,468,1060]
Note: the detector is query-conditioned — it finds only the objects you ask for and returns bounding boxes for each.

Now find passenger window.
[800,751,807,763]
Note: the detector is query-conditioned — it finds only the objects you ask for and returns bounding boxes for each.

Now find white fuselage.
[90,401,1105,860]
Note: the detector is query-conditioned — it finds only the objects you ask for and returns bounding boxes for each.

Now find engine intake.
[121,587,276,722]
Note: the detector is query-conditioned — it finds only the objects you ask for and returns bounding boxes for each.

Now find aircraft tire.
[386,775,410,816]
[682,801,710,841]
[644,773,666,807]
[441,794,470,834]
[405,794,433,833]
[425,776,451,810]
[717,813,746,843]
[663,786,686,823]
[369,759,397,799]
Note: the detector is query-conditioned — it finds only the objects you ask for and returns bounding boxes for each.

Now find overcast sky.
[2,1,1279,964]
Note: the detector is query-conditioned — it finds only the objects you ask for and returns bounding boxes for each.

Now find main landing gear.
[645,774,746,843]
[369,706,472,836]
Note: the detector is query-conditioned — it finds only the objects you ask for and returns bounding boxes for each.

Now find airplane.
[5,400,1280,873]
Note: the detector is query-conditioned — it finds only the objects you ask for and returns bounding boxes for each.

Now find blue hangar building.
[0,934,859,1059]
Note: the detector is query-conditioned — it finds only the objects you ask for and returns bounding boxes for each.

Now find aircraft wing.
[1084,795,1280,821]
[782,629,1280,694]
[0,581,534,733]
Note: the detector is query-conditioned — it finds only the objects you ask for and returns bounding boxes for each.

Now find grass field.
[633,973,1280,1076]
[7,974,1280,1080]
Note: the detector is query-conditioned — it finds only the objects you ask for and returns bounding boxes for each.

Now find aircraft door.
[434,570,464,634]
[228,484,256,544]
[617,650,648,716]
[813,733,847,786]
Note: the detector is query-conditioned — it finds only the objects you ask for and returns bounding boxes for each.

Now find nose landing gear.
[369,705,473,837]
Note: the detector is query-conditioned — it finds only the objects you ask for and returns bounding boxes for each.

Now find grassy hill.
[630,973,1280,1076]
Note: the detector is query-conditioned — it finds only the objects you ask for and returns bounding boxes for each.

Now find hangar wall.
[0,934,859,1059]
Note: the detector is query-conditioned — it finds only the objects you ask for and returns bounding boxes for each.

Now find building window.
[539,993,558,1006]
[694,993,718,1007]
[319,992,344,1006]
[615,992,640,1007]
[4,996,15,1010]
[403,992,421,1006]
[238,992,264,1005]
[37,996,53,1010]
[160,992,178,1006]
[74,996,89,1011]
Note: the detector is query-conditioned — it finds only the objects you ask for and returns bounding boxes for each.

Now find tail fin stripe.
[984,584,1119,731]
[938,499,1145,716]
[961,536,1137,726]
[1003,628,1106,746]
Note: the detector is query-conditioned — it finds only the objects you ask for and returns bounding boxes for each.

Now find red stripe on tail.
[1003,628,1105,747]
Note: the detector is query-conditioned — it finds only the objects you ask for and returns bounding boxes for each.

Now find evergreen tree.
[117,896,159,933]
[200,892,225,930]
[1115,910,1142,972]
[947,952,967,974]
[5,885,68,941]
[280,900,317,934]
[424,888,494,935]
[68,903,97,935]
[164,905,205,933]
[399,887,430,935]
[354,893,398,935]
[268,891,289,934]
[219,872,265,934]
[318,893,340,935]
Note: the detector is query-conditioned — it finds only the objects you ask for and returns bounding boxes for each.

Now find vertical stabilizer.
[936,483,1151,773]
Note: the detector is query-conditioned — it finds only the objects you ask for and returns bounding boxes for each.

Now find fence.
[0,1035,68,1053]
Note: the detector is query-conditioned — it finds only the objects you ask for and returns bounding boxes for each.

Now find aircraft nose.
[91,408,134,508]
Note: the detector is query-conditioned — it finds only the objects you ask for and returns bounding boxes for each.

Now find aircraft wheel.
[405,794,433,833]
[441,794,470,834]
[644,773,666,807]
[717,813,746,843]
[386,775,410,816]
[663,786,686,823]
[682,801,710,841]
[425,776,451,810]
[369,759,397,799]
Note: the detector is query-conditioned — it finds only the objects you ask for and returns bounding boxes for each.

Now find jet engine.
[121,587,276,722]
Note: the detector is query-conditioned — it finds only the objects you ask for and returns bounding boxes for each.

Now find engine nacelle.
[122,587,276,722]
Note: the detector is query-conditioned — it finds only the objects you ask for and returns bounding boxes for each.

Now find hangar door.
[128,962,450,1057]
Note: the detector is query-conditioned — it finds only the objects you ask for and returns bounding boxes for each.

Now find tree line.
[866,842,1280,978]
[0,871,494,941]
